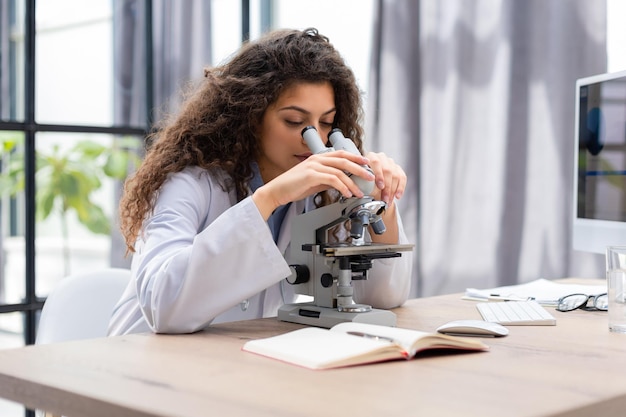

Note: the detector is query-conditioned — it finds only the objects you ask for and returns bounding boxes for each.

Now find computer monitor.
[573,70,626,254]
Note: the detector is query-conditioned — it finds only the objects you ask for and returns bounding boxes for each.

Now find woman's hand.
[362,151,406,244]
[364,151,407,205]
[252,150,375,220]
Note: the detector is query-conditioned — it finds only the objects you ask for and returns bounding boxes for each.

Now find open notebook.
[243,322,489,370]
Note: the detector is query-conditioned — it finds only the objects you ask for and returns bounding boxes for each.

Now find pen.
[346,331,397,343]
[487,294,535,302]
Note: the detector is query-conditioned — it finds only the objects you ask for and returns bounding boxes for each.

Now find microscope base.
[277,303,397,328]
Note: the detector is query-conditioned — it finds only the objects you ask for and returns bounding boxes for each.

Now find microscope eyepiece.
[302,127,374,196]
[301,126,331,154]
[329,127,342,137]
[301,125,317,136]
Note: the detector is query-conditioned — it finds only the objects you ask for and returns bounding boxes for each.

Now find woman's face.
[257,81,336,183]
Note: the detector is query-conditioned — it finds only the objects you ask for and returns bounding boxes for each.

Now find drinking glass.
[606,246,626,333]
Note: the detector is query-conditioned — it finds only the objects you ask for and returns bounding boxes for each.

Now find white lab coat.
[108,166,413,335]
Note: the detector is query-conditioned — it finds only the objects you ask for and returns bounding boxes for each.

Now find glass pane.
[211,0,242,64]
[0,0,25,122]
[0,131,26,304]
[34,132,142,297]
[0,398,24,417]
[35,0,114,126]
[0,312,25,349]
[273,0,375,92]
[0,312,25,417]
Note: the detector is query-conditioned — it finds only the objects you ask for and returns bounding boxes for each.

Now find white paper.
[464,278,607,306]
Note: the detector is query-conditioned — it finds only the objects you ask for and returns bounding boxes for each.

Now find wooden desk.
[0,279,625,417]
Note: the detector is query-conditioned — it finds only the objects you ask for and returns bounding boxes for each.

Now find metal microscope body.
[276,127,413,328]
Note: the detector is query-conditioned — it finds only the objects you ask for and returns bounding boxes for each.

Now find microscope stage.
[319,243,414,257]
[277,303,397,328]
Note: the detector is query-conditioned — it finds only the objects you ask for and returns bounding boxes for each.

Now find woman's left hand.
[364,152,406,205]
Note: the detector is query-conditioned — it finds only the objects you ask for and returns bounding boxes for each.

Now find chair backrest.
[35,268,131,345]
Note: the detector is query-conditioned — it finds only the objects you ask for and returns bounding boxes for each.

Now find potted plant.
[0,133,142,275]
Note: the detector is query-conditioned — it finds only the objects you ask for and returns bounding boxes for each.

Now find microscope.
[277,127,414,328]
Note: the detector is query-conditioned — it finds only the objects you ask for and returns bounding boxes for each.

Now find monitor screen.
[573,70,626,254]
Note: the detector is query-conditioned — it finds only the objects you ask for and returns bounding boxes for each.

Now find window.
[1,0,146,354]
[0,1,147,415]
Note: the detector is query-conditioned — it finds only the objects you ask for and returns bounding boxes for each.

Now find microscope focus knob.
[286,265,309,285]
[320,273,334,288]
[371,217,386,235]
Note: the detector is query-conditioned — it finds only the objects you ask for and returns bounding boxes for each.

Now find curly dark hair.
[120,28,365,252]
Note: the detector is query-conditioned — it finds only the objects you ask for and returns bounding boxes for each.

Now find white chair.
[35,268,130,417]
[35,268,131,345]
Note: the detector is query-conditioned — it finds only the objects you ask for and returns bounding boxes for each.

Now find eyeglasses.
[556,293,608,312]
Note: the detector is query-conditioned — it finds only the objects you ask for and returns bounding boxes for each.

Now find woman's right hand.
[252,150,375,220]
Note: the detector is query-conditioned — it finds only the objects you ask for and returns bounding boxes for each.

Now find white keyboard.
[476,300,556,326]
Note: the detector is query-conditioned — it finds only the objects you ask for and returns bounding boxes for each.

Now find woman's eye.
[285,120,303,126]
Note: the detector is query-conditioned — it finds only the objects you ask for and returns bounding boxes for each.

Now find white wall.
[607,0,626,72]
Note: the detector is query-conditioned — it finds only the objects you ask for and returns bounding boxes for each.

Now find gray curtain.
[151,0,213,122]
[111,0,212,267]
[367,0,607,297]
[113,0,212,127]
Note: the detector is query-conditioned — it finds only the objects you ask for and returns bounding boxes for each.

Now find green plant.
[0,133,142,274]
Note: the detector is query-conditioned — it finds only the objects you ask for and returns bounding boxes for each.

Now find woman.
[108,28,412,335]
